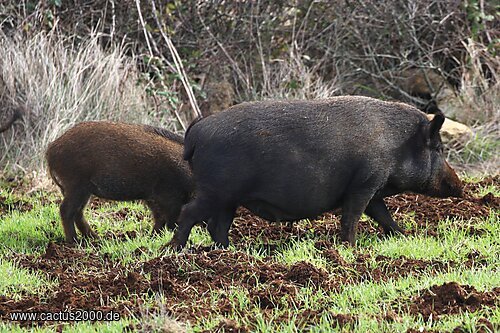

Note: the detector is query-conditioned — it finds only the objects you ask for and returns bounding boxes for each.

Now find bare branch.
[150,0,202,120]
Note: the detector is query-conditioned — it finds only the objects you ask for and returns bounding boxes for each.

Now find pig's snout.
[439,162,464,198]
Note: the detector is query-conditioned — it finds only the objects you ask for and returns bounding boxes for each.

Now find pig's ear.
[429,113,445,139]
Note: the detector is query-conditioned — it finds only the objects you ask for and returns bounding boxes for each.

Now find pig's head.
[418,113,463,198]
[392,113,463,198]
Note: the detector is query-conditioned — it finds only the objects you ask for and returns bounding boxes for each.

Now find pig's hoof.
[166,222,177,231]
[168,238,185,251]
[339,233,356,246]
[85,230,99,239]
[384,227,405,236]
[65,237,78,245]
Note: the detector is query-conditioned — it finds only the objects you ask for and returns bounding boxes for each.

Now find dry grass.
[253,51,341,101]
[443,40,499,176]
[0,32,178,175]
[453,40,499,125]
[0,27,497,179]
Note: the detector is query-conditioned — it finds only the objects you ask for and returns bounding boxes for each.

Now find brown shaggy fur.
[46,121,193,243]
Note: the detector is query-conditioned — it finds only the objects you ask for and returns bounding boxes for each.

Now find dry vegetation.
[0,0,498,176]
[0,2,499,332]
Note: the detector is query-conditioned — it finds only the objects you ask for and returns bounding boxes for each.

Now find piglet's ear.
[429,113,445,139]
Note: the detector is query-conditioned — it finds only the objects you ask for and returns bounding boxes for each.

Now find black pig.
[170,96,463,248]
[46,122,193,243]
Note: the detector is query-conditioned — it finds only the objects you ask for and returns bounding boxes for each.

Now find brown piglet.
[46,121,193,243]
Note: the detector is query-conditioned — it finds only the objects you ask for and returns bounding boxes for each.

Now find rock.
[427,114,473,143]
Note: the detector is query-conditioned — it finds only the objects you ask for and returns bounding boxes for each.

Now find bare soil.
[408,282,499,319]
[0,177,498,328]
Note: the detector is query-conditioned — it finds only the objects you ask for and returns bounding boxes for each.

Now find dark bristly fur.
[143,125,184,144]
[46,121,193,243]
[171,96,463,249]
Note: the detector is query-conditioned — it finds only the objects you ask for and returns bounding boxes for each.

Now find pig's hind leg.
[146,200,169,234]
[364,198,404,235]
[206,206,237,248]
[149,185,189,232]
[74,205,96,238]
[60,187,91,243]
[168,197,214,249]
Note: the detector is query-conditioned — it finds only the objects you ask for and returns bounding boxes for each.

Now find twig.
[255,0,269,93]
[109,0,116,43]
[196,8,250,91]
[150,0,201,119]
[173,103,187,131]
[134,0,153,58]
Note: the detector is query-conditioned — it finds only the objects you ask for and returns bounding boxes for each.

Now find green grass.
[0,179,498,332]
[0,260,56,299]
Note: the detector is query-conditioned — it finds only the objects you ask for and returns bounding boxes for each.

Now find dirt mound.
[229,209,311,245]
[142,247,288,291]
[409,282,499,319]
[0,242,147,326]
[386,193,492,226]
[284,261,329,286]
[385,177,498,236]
[314,240,349,267]
[2,241,471,328]
[476,192,500,209]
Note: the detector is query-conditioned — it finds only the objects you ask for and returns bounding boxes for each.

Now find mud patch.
[408,282,499,319]
[0,242,148,326]
[0,242,471,328]
[386,193,495,226]
[284,261,329,286]
[230,209,311,245]
[384,177,498,236]
[230,209,378,247]
[315,241,347,267]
